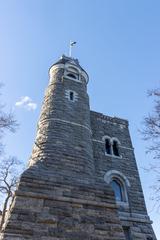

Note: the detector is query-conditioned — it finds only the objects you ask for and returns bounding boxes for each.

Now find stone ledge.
[119,215,152,224]
[15,190,118,209]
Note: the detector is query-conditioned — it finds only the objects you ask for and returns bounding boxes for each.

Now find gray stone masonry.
[90,111,157,239]
[0,55,157,240]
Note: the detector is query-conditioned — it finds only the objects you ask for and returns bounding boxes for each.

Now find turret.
[29,55,94,179]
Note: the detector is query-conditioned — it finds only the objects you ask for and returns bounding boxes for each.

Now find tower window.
[111,179,123,202]
[65,90,78,102]
[64,65,82,82]
[67,73,77,79]
[123,227,131,240]
[105,138,111,155]
[104,170,130,205]
[112,140,119,156]
[69,91,74,101]
[103,136,121,157]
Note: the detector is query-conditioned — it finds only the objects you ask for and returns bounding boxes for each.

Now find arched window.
[110,179,123,201]
[67,73,77,79]
[104,170,131,204]
[65,66,80,81]
[103,136,121,157]
[105,138,111,155]
[112,140,119,156]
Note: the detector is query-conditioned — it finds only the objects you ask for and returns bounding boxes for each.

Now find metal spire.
[69,40,77,57]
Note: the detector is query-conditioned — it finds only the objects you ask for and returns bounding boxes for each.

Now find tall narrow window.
[111,179,123,201]
[105,139,111,155]
[105,171,130,205]
[112,140,119,156]
[123,227,131,240]
[69,91,74,101]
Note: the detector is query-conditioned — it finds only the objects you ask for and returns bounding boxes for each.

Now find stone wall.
[90,110,157,239]
[0,56,157,240]
[1,171,126,239]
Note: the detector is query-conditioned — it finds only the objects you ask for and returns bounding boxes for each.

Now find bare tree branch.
[141,88,160,209]
[0,84,22,230]
[0,157,23,231]
[0,113,18,133]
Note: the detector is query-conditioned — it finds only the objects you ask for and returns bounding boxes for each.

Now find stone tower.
[1,55,157,240]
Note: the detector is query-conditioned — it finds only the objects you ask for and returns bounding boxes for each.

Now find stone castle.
[1,55,157,239]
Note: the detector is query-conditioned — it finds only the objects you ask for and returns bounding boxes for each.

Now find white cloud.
[15,96,37,111]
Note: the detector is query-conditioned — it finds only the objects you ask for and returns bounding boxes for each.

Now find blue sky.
[0,0,160,238]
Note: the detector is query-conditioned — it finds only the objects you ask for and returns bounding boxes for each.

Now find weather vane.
[69,40,77,57]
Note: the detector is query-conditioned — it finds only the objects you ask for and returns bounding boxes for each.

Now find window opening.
[69,91,74,101]
[111,179,123,202]
[105,139,111,155]
[67,73,77,79]
[123,227,131,240]
[112,140,119,156]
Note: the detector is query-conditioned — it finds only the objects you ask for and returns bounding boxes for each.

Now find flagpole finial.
[69,41,77,57]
